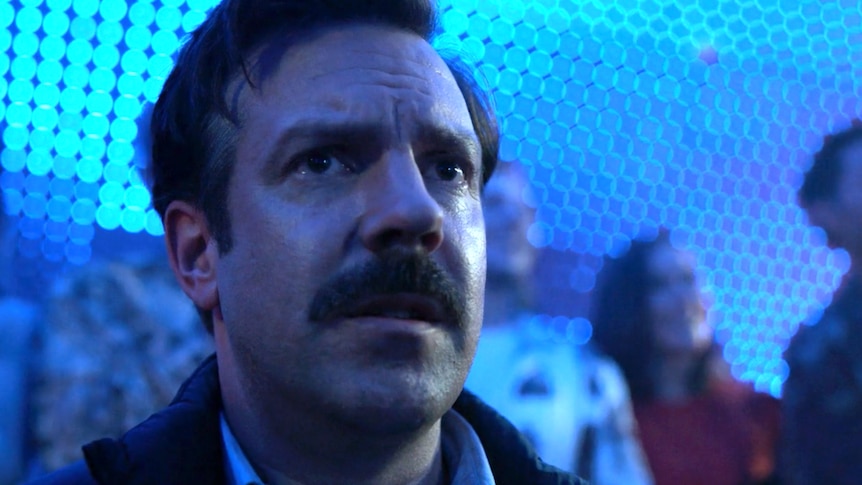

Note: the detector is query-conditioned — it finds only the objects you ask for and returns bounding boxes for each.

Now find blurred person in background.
[465,161,654,484]
[30,258,212,475]
[0,174,40,485]
[590,231,780,485]
[782,120,862,485]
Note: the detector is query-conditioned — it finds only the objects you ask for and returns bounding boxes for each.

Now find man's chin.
[332,386,453,435]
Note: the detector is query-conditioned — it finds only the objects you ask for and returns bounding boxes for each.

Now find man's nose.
[358,151,444,254]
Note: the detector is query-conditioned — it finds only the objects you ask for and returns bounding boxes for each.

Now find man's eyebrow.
[259,119,381,175]
[417,122,481,157]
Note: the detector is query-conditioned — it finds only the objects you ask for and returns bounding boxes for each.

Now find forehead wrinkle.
[309,67,438,98]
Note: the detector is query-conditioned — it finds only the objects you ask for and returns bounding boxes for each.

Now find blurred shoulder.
[23,460,97,485]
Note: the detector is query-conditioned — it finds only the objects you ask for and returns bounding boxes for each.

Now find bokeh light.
[3,0,862,395]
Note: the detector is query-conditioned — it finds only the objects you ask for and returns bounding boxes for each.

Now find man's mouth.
[339,294,449,324]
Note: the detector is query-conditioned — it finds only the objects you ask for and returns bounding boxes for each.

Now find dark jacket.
[28,354,585,485]
[781,273,862,485]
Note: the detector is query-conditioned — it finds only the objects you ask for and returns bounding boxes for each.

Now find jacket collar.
[84,354,582,485]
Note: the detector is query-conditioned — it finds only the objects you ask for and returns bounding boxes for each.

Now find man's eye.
[435,162,464,182]
[289,150,350,177]
[301,152,334,174]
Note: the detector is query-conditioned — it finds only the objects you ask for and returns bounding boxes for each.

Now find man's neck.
[222,393,446,485]
[256,446,446,485]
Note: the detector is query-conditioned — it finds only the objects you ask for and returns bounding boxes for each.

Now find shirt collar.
[442,407,497,484]
[220,409,495,485]
[221,414,264,485]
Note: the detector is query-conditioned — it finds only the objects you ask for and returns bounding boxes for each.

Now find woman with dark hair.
[590,231,780,485]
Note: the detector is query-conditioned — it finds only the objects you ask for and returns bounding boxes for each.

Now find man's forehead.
[246,23,451,90]
[228,24,468,124]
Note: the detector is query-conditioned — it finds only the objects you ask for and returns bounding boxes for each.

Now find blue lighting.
[74,157,102,183]
[107,140,134,163]
[45,220,70,242]
[114,94,141,118]
[99,0,128,22]
[65,242,91,265]
[89,67,116,92]
[6,101,32,126]
[22,193,47,219]
[15,7,42,33]
[92,44,120,69]
[96,20,124,46]
[53,129,80,157]
[66,38,93,65]
[82,113,109,137]
[95,202,121,230]
[0,0,859,394]
[125,26,152,51]
[25,149,52,176]
[0,4,14,28]
[155,6,182,31]
[80,134,106,159]
[69,15,96,40]
[46,196,71,222]
[69,220,95,244]
[70,198,96,225]
[128,2,155,26]
[98,181,124,205]
[36,62,63,84]
[181,10,206,33]
[28,126,54,150]
[49,176,74,198]
[120,207,146,232]
[151,30,178,55]
[103,161,128,185]
[43,11,70,36]
[145,209,164,236]
[117,73,144,97]
[121,49,148,74]
[39,36,66,61]
[123,185,150,209]
[146,53,173,78]
[71,0,99,19]
[84,90,113,115]
[109,118,137,142]
[1,146,26,171]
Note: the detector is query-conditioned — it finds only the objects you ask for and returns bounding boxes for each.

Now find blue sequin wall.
[3,0,861,397]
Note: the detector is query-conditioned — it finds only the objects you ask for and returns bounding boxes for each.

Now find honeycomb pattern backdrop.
[3,0,862,397]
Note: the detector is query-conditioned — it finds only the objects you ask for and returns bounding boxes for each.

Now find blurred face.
[482,165,535,279]
[646,242,711,356]
[806,140,862,258]
[212,25,486,431]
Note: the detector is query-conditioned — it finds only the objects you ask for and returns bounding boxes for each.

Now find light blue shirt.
[221,409,495,485]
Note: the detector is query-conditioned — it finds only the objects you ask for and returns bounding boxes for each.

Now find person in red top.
[589,230,780,485]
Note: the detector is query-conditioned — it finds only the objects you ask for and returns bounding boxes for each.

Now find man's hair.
[798,119,862,209]
[589,231,711,402]
[148,0,499,332]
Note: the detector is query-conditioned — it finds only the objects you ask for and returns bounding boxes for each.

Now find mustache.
[308,249,467,328]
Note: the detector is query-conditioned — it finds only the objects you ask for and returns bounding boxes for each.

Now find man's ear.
[164,200,219,312]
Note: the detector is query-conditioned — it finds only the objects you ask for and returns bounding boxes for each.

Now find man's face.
[807,140,862,256]
[213,25,486,431]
